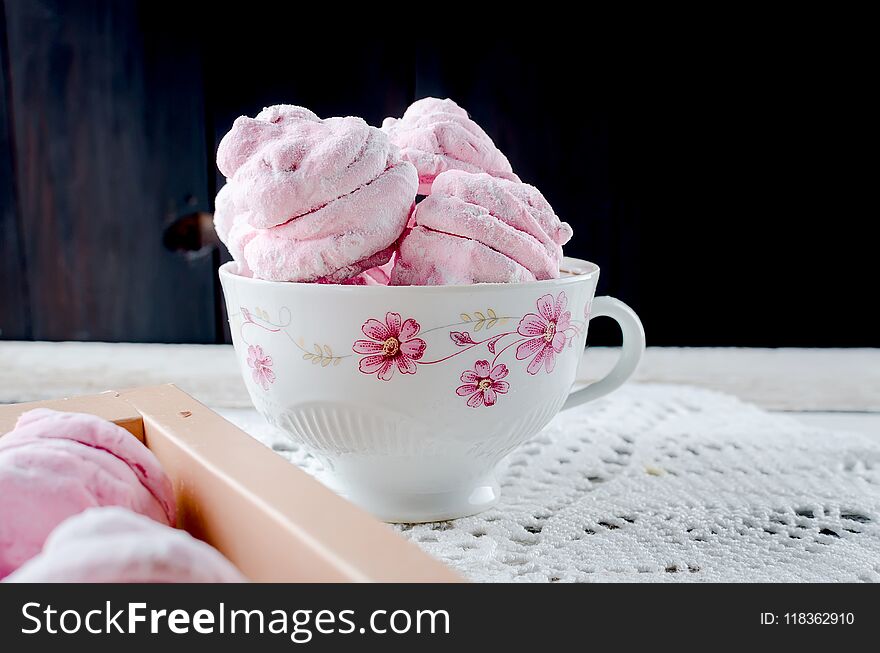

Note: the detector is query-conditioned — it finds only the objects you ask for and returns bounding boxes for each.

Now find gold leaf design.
[464,308,506,331]
[301,341,344,368]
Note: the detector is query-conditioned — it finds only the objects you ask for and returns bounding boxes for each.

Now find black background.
[0,2,874,346]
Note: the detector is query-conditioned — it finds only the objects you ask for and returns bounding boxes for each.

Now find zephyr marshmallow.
[391,170,573,285]
[215,104,417,283]
[382,97,519,194]
[0,409,176,578]
[5,507,244,583]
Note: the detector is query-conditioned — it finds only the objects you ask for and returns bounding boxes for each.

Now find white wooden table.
[1,342,878,439]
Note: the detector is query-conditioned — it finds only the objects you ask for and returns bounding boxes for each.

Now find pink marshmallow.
[382,98,519,194]
[234,161,417,282]
[5,507,245,583]
[433,170,573,249]
[213,184,257,276]
[216,104,320,181]
[212,182,237,247]
[391,226,535,285]
[0,409,176,578]
[215,105,417,283]
[391,171,572,286]
[361,256,395,285]
[218,106,394,229]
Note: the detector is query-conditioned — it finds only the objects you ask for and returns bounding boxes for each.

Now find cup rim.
[219,257,599,292]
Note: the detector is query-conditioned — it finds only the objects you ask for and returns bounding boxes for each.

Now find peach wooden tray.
[0,384,461,583]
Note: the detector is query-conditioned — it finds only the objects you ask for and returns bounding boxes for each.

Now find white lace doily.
[221,384,880,582]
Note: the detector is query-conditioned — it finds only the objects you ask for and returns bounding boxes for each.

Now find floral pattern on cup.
[456,360,510,408]
[515,292,572,375]
[247,345,276,390]
[238,291,586,402]
[353,312,427,381]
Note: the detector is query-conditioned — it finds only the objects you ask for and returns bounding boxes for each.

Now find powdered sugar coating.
[219,107,393,230]
[382,98,519,194]
[233,161,417,282]
[391,171,572,285]
[391,226,535,285]
[0,409,176,578]
[215,104,418,283]
[5,507,245,583]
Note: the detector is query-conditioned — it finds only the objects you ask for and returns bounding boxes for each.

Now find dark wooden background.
[1,1,874,346]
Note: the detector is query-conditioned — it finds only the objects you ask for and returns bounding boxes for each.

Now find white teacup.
[219,258,644,522]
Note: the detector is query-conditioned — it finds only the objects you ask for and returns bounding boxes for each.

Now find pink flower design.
[353,312,427,381]
[515,292,571,375]
[456,360,510,408]
[450,331,476,346]
[247,345,276,390]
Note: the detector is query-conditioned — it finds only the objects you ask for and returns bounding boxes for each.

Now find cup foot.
[317,473,500,523]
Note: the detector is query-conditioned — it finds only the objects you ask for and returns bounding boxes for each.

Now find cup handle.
[562,296,645,411]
